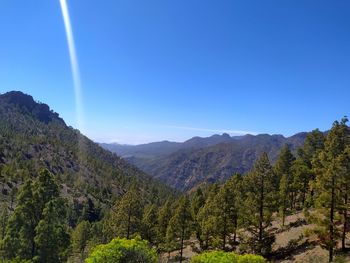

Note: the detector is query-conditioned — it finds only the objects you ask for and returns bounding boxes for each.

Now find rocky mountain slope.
[102,133,307,190]
[0,91,172,211]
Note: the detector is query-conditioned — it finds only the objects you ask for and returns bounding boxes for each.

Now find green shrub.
[190,251,266,263]
[4,258,32,263]
[85,237,157,263]
[238,254,267,263]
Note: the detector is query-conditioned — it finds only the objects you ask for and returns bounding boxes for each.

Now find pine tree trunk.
[329,177,335,262]
[342,213,347,251]
[302,178,307,207]
[293,191,297,210]
[205,232,209,249]
[126,204,131,239]
[180,222,185,263]
[259,176,264,254]
[233,216,238,243]
[222,215,227,251]
[342,193,348,251]
[31,227,36,258]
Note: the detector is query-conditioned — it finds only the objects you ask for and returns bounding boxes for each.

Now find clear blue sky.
[0,0,349,144]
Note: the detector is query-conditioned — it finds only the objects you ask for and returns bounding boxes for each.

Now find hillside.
[0,91,173,212]
[161,212,350,263]
[101,133,307,190]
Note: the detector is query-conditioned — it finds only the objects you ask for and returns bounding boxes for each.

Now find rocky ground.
[160,212,350,262]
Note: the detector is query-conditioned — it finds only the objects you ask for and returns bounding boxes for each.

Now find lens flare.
[59,0,84,131]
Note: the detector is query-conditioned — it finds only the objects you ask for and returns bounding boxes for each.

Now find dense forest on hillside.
[0,92,175,261]
[0,92,349,262]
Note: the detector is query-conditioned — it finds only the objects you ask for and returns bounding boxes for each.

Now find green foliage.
[0,203,9,240]
[205,174,243,250]
[34,199,70,263]
[166,196,193,258]
[156,199,173,247]
[190,251,266,263]
[141,204,158,244]
[85,237,157,263]
[241,153,276,255]
[2,169,69,262]
[2,258,32,263]
[275,145,295,226]
[311,118,350,262]
[3,180,36,259]
[196,186,219,250]
[71,220,91,257]
[107,185,143,240]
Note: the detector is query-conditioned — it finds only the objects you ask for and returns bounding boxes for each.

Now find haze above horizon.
[0,0,349,144]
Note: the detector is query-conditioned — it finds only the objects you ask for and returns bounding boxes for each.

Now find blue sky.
[0,0,349,144]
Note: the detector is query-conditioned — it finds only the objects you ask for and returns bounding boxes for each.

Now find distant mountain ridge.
[101,132,308,190]
[100,133,240,158]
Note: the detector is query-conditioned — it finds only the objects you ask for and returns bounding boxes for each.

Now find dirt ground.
[160,212,350,263]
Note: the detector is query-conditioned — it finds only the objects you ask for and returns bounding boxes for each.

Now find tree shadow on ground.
[269,239,318,261]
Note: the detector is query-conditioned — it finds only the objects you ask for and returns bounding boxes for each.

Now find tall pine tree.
[109,185,143,239]
[312,118,349,262]
[242,153,276,255]
[274,145,295,226]
[166,196,192,263]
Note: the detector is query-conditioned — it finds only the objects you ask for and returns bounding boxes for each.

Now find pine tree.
[32,169,60,219]
[197,194,216,250]
[34,198,70,263]
[274,145,295,225]
[299,129,325,208]
[241,153,276,255]
[3,180,37,259]
[291,157,312,208]
[71,220,91,259]
[110,185,143,239]
[0,203,8,240]
[225,173,243,244]
[2,169,63,261]
[141,204,158,244]
[191,188,205,247]
[337,146,350,251]
[166,196,192,263]
[302,129,325,163]
[212,174,242,250]
[312,118,349,262]
[196,184,220,250]
[157,199,172,246]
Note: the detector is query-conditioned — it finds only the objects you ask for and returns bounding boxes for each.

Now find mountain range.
[100,132,307,190]
[0,90,308,196]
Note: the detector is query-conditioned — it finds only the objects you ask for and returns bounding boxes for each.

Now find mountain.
[101,132,307,190]
[0,91,173,212]
[100,141,182,159]
[100,133,236,159]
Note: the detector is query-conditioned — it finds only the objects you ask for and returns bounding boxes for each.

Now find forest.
[0,116,349,262]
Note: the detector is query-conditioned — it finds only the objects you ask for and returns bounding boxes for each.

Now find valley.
[0,91,349,263]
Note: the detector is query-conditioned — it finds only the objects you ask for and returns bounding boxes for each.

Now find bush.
[4,259,32,263]
[85,237,157,263]
[190,251,266,263]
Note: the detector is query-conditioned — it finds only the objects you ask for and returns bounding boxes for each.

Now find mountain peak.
[221,133,231,138]
[0,91,65,124]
